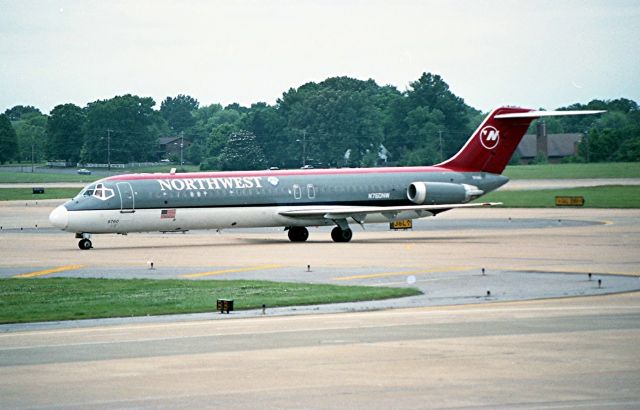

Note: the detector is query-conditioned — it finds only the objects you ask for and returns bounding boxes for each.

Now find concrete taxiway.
[1,201,639,317]
[1,200,638,277]
[1,294,639,408]
[1,199,640,408]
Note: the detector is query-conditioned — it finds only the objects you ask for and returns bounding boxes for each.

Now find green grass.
[503,162,640,179]
[0,172,99,183]
[0,166,201,184]
[478,185,640,208]
[0,188,80,201]
[0,278,421,324]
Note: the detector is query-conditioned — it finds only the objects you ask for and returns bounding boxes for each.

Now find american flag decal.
[160,209,176,219]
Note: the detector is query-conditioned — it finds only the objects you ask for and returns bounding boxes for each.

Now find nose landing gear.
[76,233,93,250]
[78,238,92,250]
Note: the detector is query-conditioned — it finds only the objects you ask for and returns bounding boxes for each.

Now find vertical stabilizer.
[436,107,536,174]
[437,107,605,174]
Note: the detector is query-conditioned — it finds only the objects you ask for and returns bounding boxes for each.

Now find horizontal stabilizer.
[494,110,606,119]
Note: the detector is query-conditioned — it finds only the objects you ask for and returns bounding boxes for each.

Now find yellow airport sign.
[555,196,585,207]
[390,219,413,230]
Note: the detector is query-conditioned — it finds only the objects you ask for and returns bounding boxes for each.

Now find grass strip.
[0,188,79,201]
[0,166,201,183]
[503,162,640,180]
[0,172,98,183]
[477,185,640,208]
[0,278,422,324]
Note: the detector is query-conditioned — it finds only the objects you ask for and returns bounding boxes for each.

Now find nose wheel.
[331,227,353,242]
[78,238,93,250]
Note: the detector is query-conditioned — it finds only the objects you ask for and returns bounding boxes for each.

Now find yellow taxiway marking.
[333,266,472,281]
[179,264,283,279]
[13,265,84,278]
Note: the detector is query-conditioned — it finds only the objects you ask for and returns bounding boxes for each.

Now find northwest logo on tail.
[480,126,499,150]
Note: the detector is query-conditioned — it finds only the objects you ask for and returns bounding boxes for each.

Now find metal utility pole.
[31,137,35,173]
[180,132,184,170]
[438,130,443,162]
[296,130,307,167]
[107,129,112,172]
[302,130,306,167]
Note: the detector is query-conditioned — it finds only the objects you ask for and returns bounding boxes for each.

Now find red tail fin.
[437,107,535,174]
[437,107,605,174]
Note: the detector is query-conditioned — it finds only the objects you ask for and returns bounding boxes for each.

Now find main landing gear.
[331,226,353,243]
[286,226,353,242]
[287,226,309,242]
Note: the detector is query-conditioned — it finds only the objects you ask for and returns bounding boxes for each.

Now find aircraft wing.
[278,202,501,220]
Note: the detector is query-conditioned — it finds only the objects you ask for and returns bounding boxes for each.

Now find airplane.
[49,106,604,249]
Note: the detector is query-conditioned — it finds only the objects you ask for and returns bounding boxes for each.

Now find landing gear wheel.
[287,227,309,242]
[78,238,92,250]
[331,227,353,243]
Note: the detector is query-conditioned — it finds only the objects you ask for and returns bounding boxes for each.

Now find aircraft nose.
[49,205,69,229]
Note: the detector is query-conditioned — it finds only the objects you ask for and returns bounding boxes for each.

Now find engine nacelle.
[407,182,483,204]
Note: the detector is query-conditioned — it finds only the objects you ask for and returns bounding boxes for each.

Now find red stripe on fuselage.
[103,165,471,182]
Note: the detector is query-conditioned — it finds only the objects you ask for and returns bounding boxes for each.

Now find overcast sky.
[1,0,638,114]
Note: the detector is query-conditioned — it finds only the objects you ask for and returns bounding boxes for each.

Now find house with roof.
[159,136,192,160]
[516,122,583,163]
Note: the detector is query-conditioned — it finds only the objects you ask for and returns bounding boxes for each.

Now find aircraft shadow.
[63,235,486,251]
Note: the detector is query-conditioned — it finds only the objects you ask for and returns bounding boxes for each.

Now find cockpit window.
[92,183,115,200]
[76,183,115,201]
[82,185,96,197]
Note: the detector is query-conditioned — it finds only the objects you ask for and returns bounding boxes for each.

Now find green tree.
[207,123,238,157]
[557,98,637,134]
[400,107,444,165]
[82,95,159,163]
[0,114,18,164]
[242,102,286,168]
[46,104,85,163]
[199,122,240,170]
[383,73,476,165]
[191,105,244,146]
[186,142,203,164]
[160,94,199,134]
[278,76,386,167]
[614,136,640,161]
[403,73,474,159]
[4,105,42,121]
[14,112,47,164]
[217,130,266,170]
[188,103,224,146]
[569,99,640,162]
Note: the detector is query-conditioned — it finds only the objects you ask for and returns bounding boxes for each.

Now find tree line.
[1,72,638,168]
